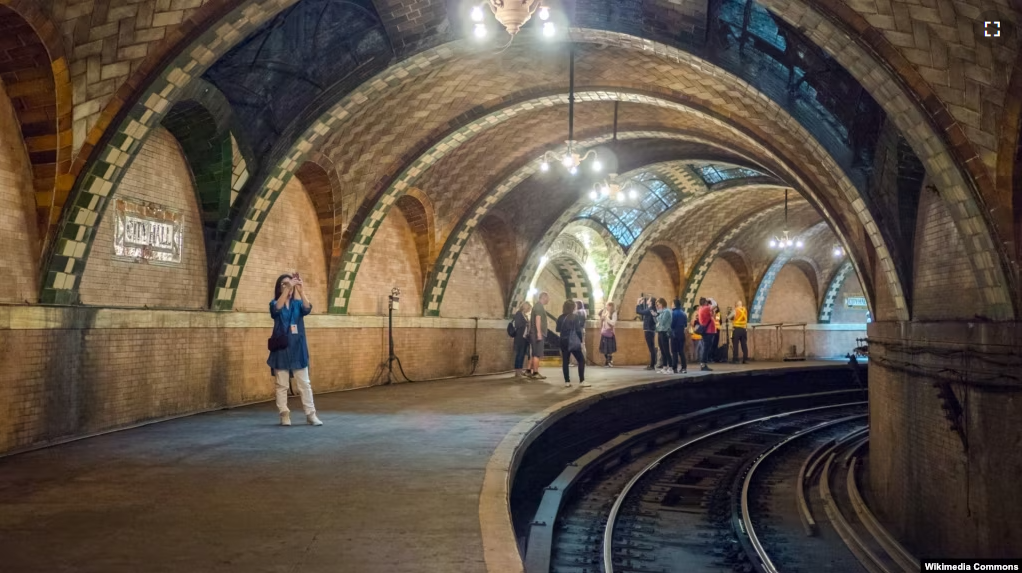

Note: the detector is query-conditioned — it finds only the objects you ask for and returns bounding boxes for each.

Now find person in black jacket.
[512,301,532,379]
[556,299,589,388]
[670,299,688,374]
[635,296,659,370]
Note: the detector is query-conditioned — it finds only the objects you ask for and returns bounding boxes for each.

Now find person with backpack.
[556,299,589,388]
[670,299,688,374]
[510,301,532,379]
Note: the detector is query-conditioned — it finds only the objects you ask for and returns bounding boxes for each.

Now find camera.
[389,287,401,311]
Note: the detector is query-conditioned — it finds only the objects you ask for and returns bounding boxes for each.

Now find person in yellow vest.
[689,311,703,365]
[729,300,749,364]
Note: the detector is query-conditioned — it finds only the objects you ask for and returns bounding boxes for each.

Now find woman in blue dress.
[268,273,322,426]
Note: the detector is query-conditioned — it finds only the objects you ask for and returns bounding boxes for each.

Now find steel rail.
[602,401,866,573]
[847,457,920,573]
[740,414,867,573]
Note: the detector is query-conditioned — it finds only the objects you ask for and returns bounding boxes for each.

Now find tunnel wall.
[0,79,40,304]
[868,321,1022,558]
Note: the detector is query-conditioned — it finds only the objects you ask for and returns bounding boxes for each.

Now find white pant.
[274,367,316,415]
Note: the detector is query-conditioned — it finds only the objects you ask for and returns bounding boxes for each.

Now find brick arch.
[749,221,830,323]
[547,255,596,315]
[474,213,517,310]
[293,157,340,283]
[679,200,787,310]
[1001,53,1022,311]
[787,256,822,306]
[393,190,435,291]
[716,248,754,304]
[819,259,857,323]
[0,2,71,260]
[564,218,627,268]
[648,244,683,297]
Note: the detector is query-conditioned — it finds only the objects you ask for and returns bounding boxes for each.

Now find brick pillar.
[867,320,1022,558]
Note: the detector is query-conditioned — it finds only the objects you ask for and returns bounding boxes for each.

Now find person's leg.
[644,331,656,368]
[274,369,290,414]
[293,368,321,425]
[561,345,571,384]
[662,333,675,371]
[738,329,749,362]
[731,331,739,363]
[678,337,688,371]
[573,348,587,385]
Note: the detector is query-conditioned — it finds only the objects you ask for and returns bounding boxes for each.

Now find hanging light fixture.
[588,174,636,202]
[833,245,844,257]
[768,189,805,250]
[470,0,554,42]
[538,46,599,174]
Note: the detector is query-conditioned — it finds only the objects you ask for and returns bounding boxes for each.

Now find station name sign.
[844,296,868,308]
[113,199,183,264]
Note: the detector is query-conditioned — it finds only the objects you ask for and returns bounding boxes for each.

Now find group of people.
[637,295,750,372]
[512,292,617,388]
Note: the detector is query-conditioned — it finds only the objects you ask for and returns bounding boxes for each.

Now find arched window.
[576,174,679,247]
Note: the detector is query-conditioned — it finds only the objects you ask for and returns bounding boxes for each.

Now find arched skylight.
[576,174,679,248]
[696,164,763,185]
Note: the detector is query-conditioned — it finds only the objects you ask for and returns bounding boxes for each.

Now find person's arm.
[534,311,543,339]
[293,281,312,313]
[607,312,617,328]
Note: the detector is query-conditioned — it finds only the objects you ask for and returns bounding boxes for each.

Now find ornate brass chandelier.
[536,46,601,175]
[768,189,805,250]
[470,0,555,39]
[588,174,638,202]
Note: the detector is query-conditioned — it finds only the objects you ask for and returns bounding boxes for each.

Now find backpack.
[507,320,516,338]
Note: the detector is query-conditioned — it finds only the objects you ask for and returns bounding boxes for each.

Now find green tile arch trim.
[679,201,787,311]
[550,256,596,316]
[38,0,302,304]
[818,259,858,323]
[749,221,830,323]
[325,88,779,315]
[422,134,711,317]
[505,154,731,319]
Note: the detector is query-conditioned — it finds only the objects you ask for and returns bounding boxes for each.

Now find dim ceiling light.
[833,245,844,257]
[473,23,487,38]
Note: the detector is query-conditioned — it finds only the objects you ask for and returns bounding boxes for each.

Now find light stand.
[387,287,400,384]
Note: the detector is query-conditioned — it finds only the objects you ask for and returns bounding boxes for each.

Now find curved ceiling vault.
[37,0,1017,322]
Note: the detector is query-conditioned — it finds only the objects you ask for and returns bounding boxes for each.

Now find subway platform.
[0,361,844,573]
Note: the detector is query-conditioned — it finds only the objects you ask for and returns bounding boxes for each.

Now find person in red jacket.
[696,297,717,371]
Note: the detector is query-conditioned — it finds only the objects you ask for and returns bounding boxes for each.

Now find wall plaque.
[113,199,182,264]
[844,296,868,308]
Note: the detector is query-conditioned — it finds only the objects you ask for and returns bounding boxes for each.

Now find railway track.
[523,389,919,573]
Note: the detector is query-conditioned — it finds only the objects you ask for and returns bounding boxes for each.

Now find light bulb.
[542,21,555,37]
[528,287,538,297]
[795,240,804,248]
[589,190,598,200]
[593,288,604,299]
[540,161,549,172]
[569,166,577,175]
[562,154,574,167]
[833,248,843,257]
[538,6,550,20]
[600,185,610,196]
[786,239,793,247]
[470,5,484,21]
[592,159,602,172]
[473,23,487,38]
[628,189,637,200]
[769,239,777,248]
[616,193,625,202]
[540,255,549,264]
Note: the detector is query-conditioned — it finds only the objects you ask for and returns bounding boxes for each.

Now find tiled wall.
[78,127,208,308]
[912,189,985,320]
[439,232,505,319]
[0,78,39,303]
[829,275,869,324]
[620,254,675,320]
[234,176,328,313]
[347,202,424,316]
[695,257,744,314]
[760,263,818,324]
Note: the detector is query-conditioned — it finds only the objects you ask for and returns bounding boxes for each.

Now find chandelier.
[470,0,555,40]
[536,45,600,175]
[768,189,805,250]
[588,174,638,202]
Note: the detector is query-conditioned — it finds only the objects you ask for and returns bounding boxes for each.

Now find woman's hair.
[518,301,532,313]
[606,301,615,311]
[562,300,576,315]
[673,298,682,309]
[657,297,668,309]
[575,300,584,310]
[274,274,293,300]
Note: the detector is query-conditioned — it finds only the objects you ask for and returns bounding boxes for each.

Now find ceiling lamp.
[589,174,638,203]
[471,0,554,42]
[537,45,599,175]
[768,189,805,251]
[833,245,844,257]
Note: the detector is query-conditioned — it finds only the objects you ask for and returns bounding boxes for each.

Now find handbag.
[694,322,707,335]
[268,330,289,351]
[568,329,582,352]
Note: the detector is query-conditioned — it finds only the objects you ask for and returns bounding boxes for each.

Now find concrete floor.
[0,361,837,573]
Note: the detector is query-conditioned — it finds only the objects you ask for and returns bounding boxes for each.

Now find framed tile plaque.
[113,199,183,264]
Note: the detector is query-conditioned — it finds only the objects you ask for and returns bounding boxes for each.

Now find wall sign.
[113,199,182,264]
[844,296,868,308]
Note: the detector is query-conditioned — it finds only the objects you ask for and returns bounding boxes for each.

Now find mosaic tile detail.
[680,203,786,311]
[818,260,856,323]
[38,0,300,305]
[551,257,595,314]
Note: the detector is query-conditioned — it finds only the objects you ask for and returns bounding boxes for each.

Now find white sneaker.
[564,381,572,388]
[578,381,591,387]
[307,413,323,426]
[280,412,291,426]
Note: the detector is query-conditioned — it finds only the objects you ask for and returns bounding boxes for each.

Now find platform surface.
[0,361,841,573]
